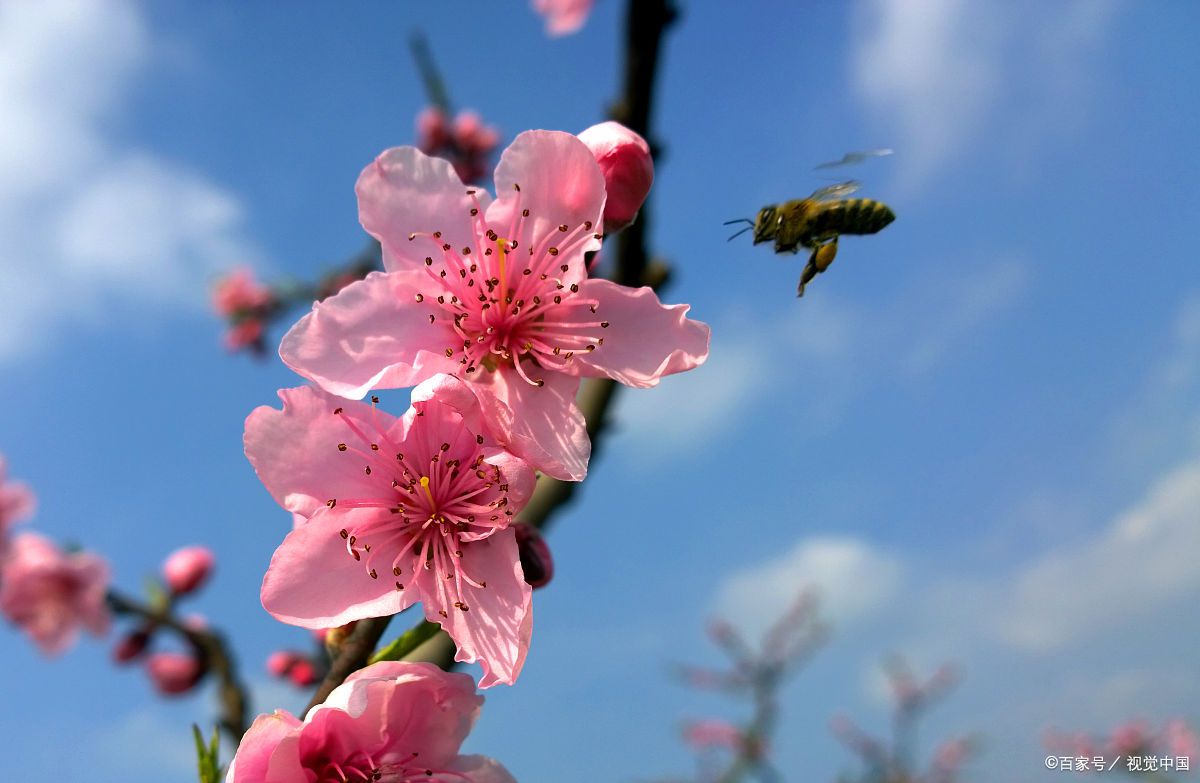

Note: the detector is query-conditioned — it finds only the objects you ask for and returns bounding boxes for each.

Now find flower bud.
[145,652,205,695]
[162,545,215,596]
[416,107,450,154]
[513,522,553,589]
[288,658,320,687]
[577,121,653,234]
[266,650,298,677]
[112,628,151,664]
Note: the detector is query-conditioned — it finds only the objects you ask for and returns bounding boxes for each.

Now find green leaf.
[368,620,441,664]
[192,724,221,783]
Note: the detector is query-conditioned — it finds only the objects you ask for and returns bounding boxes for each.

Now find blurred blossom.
[213,267,275,354]
[532,0,593,36]
[161,545,215,596]
[682,719,745,751]
[1108,719,1152,757]
[0,456,36,553]
[577,121,654,234]
[416,107,500,184]
[1165,719,1198,763]
[145,651,205,695]
[266,650,298,677]
[227,662,515,783]
[0,533,109,655]
[112,628,151,664]
[287,657,319,687]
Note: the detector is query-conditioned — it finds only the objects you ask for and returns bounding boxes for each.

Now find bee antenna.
[722,218,754,226]
[725,225,754,242]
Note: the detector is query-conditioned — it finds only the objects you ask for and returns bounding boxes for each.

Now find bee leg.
[797,254,819,297]
[813,237,839,272]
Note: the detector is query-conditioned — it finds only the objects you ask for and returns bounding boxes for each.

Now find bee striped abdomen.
[810,199,895,238]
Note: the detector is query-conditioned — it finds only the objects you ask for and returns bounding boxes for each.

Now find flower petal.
[419,529,532,688]
[226,711,301,783]
[280,270,458,400]
[245,386,393,518]
[570,279,710,387]
[449,755,518,783]
[260,509,415,629]
[471,365,590,482]
[357,147,491,272]
[486,130,604,285]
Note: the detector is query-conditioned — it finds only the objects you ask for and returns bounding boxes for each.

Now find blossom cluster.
[0,458,110,655]
[231,122,708,776]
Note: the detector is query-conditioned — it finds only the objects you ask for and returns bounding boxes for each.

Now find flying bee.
[725,181,895,297]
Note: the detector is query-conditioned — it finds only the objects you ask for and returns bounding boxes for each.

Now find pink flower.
[213,268,272,317]
[417,107,451,155]
[146,651,205,695]
[683,719,744,751]
[226,318,266,353]
[1164,720,1197,763]
[0,533,109,655]
[227,661,516,783]
[279,130,710,481]
[245,378,536,687]
[162,545,215,596]
[416,108,500,185]
[577,121,653,234]
[1109,720,1152,757]
[0,456,35,552]
[532,0,592,36]
[266,650,299,677]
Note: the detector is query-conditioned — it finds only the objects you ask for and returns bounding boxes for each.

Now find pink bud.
[162,546,214,596]
[577,121,653,234]
[112,629,151,664]
[288,658,320,687]
[145,652,205,695]
[266,650,298,677]
[416,107,450,154]
[513,523,553,589]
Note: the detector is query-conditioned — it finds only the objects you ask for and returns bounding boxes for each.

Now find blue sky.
[1,1,1198,781]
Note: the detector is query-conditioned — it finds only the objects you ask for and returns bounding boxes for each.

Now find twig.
[107,589,249,740]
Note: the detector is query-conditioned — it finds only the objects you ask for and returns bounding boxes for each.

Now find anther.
[333,407,343,415]
[559,224,569,232]
[327,499,337,508]
[415,293,424,302]
[548,247,559,256]
[369,569,378,579]
[522,208,530,217]
[338,443,348,452]
[340,529,349,538]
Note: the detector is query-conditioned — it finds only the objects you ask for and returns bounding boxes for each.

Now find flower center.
[406,184,610,386]
[323,403,513,614]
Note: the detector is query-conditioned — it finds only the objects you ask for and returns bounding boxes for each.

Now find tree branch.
[107,589,249,740]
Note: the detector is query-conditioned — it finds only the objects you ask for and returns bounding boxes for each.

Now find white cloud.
[850,0,1120,188]
[996,459,1200,652]
[714,536,904,638]
[0,0,260,362]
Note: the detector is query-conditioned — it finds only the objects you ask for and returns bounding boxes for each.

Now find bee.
[725,181,895,297]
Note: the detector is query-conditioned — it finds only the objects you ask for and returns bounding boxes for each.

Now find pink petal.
[280,271,458,400]
[260,509,415,629]
[471,365,590,482]
[485,130,605,285]
[227,711,302,783]
[357,147,490,272]
[571,279,710,387]
[352,663,481,765]
[482,448,536,510]
[449,755,519,783]
[419,529,532,688]
[244,386,392,518]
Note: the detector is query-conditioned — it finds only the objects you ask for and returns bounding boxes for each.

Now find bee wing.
[810,180,862,201]
[813,149,893,170]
